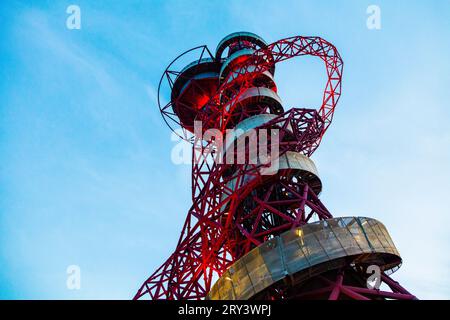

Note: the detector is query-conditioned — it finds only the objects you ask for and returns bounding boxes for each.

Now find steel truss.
[134,34,415,300]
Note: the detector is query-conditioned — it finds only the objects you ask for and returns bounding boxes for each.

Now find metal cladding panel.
[220,48,255,78]
[259,152,321,194]
[179,57,217,75]
[245,248,274,296]
[282,230,311,274]
[238,87,282,105]
[215,31,268,60]
[223,68,275,88]
[281,151,319,176]
[177,72,219,97]
[232,258,253,299]
[224,87,283,114]
[260,238,285,282]
[207,217,402,300]
[172,57,220,98]
[217,269,234,299]
[220,151,322,212]
[224,113,280,151]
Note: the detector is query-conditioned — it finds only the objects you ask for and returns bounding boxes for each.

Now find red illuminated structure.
[135,32,416,300]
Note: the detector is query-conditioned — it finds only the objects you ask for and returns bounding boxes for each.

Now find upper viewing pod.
[215,32,268,60]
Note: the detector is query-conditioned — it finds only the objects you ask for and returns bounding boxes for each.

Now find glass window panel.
[281,229,298,244]
[376,223,396,249]
[368,220,392,250]
[261,239,284,281]
[346,217,361,235]
[303,221,324,234]
[318,228,345,259]
[219,270,236,300]
[331,225,362,255]
[328,218,343,230]
[362,223,385,251]
[342,217,355,227]
[231,259,253,299]
[245,248,272,293]
[208,281,219,300]
[303,232,327,266]
[352,231,370,252]
[282,234,309,274]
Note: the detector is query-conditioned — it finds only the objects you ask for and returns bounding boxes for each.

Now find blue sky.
[0,0,449,299]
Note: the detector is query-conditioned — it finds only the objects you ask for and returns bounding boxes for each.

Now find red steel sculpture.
[135,32,416,300]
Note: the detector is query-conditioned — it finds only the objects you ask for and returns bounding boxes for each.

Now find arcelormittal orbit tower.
[135,32,416,300]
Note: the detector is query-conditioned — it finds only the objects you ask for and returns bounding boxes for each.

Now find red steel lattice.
[134,34,415,300]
